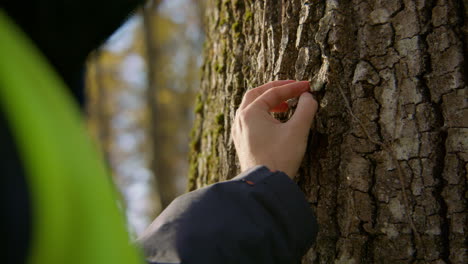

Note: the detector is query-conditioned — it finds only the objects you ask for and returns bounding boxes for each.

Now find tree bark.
[189,0,467,263]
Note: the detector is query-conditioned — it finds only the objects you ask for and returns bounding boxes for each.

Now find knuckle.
[270,85,284,94]
[238,108,255,122]
[238,109,249,120]
[258,92,277,108]
[264,86,280,97]
[270,80,284,87]
[231,126,237,137]
[243,89,257,100]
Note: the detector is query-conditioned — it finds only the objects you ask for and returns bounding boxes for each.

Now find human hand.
[231,80,318,178]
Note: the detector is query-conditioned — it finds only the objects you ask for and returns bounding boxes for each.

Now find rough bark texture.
[189,0,467,263]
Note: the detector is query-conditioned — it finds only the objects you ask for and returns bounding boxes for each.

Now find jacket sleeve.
[138,166,318,264]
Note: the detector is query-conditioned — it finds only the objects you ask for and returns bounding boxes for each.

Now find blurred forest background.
[85,0,205,237]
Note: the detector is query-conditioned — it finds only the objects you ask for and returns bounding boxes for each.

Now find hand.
[231,80,318,178]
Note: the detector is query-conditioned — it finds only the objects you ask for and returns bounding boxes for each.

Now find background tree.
[189,0,467,263]
[86,0,204,236]
[141,0,205,208]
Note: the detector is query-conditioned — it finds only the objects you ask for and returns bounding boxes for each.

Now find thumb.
[288,92,318,131]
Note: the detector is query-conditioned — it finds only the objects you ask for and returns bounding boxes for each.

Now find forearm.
[138,166,318,264]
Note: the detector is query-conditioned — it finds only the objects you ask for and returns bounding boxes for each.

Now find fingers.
[250,81,310,111]
[289,92,318,130]
[238,80,296,110]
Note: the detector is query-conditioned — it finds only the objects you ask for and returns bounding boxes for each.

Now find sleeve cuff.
[232,166,318,256]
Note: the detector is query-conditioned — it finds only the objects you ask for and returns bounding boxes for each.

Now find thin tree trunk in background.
[189,0,467,263]
[142,0,175,209]
[86,51,110,162]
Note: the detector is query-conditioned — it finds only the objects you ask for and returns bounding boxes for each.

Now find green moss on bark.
[244,10,253,22]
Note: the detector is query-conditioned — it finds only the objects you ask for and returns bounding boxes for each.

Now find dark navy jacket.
[138,166,318,263]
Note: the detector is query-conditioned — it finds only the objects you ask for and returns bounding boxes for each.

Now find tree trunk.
[85,51,111,164]
[142,1,173,210]
[189,0,467,263]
